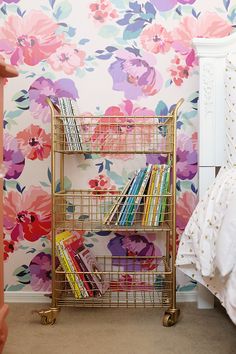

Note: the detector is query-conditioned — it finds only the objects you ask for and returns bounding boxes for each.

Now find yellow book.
[151,165,165,226]
[142,165,157,226]
[56,231,82,299]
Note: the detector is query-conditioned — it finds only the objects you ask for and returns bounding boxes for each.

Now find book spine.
[126,168,148,226]
[69,99,83,151]
[59,98,73,151]
[120,169,144,226]
[66,245,90,297]
[103,177,133,225]
[65,98,79,151]
[150,165,165,226]
[157,165,170,225]
[142,165,157,226]
[115,169,140,226]
[56,243,82,299]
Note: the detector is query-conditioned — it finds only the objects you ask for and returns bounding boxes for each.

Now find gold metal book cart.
[36,98,184,327]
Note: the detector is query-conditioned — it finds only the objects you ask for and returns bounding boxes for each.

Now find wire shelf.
[53,115,174,154]
[54,190,173,232]
[55,256,172,308]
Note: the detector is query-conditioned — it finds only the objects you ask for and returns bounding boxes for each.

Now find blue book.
[115,169,140,226]
[125,168,147,226]
[119,168,145,226]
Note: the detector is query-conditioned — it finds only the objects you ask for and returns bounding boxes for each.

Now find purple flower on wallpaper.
[29,252,52,292]
[177,132,197,180]
[150,0,196,11]
[108,233,162,271]
[3,132,25,180]
[29,77,79,123]
[0,0,20,3]
[108,49,163,100]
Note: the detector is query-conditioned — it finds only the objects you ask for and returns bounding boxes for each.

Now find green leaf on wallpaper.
[6,284,25,291]
[5,109,23,119]
[53,1,72,20]
[107,170,124,186]
[12,89,29,110]
[123,28,143,40]
[64,176,72,190]
[99,25,119,38]
[110,0,128,9]
[91,238,98,243]
[4,180,17,190]
[40,181,50,188]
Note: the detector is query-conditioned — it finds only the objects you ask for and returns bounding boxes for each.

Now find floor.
[3,302,236,354]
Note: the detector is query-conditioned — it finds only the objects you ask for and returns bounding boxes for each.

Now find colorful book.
[115,169,141,226]
[103,176,134,225]
[156,164,171,225]
[62,234,89,298]
[128,164,153,226]
[120,168,146,226]
[142,165,157,226]
[150,165,165,226]
[56,231,82,299]
[77,247,109,295]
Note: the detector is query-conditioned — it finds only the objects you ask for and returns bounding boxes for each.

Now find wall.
[1,0,234,293]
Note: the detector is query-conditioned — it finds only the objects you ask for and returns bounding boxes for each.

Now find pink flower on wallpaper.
[16,124,51,161]
[29,252,52,291]
[0,10,62,66]
[3,186,51,242]
[172,13,232,56]
[169,55,190,86]
[89,0,118,23]
[176,191,197,231]
[91,100,155,160]
[3,132,25,180]
[89,174,117,196]
[47,44,86,75]
[150,0,196,11]
[177,132,197,180]
[140,24,173,54]
[109,49,163,100]
[29,76,78,123]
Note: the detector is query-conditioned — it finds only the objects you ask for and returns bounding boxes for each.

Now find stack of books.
[56,230,109,299]
[58,97,83,151]
[103,163,170,227]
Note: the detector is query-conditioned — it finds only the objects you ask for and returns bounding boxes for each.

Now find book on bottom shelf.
[56,230,109,298]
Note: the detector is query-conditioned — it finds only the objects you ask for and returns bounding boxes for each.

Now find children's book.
[142,165,157,226]
[62,234,90,298]
[56,231,82,299]
[150,165,165,226]
[128,164,152,226]
[115,169,140,226]
[77,247,109,295]
[156,164,171,225]
[103,176,134,225]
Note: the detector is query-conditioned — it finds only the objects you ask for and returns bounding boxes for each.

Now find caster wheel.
[163,313,174,327]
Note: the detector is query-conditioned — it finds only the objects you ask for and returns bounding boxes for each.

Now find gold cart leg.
[163,308,180,327]
[32,307,60,325]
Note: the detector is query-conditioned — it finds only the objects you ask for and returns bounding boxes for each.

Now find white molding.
[193,32,236,58]
[4,290,197,304]
[4,291,51,303]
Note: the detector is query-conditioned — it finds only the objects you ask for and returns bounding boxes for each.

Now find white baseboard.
[4,290,197,304]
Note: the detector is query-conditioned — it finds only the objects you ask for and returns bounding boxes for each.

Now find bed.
[176,32,236,324]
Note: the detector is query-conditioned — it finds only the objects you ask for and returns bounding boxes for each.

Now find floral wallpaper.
[0,0,235,293]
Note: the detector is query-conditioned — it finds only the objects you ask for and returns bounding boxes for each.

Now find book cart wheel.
[162,309,180,327]
[32,307,60,325]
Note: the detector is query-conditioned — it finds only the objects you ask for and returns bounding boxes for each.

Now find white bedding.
[176,53,236,324]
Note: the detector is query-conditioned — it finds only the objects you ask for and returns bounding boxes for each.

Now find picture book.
[56,231,82,299]
[61,234,89,298]
[77,247,109,295]
[142,165,157,226]
[103,176,134,225]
